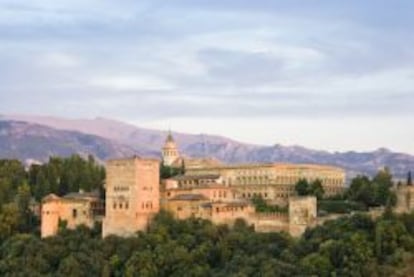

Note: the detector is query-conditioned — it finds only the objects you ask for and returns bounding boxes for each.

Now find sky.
[0,1,413,154]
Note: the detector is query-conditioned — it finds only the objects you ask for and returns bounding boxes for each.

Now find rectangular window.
[72,209,77,218]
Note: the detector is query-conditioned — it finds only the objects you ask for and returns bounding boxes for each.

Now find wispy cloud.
[0,0,413,152]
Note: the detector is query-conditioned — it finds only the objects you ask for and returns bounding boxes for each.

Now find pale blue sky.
[0,1,413,153]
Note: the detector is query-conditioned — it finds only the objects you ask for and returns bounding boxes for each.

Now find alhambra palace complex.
[41,133,414,238]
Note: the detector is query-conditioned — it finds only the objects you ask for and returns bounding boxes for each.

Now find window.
[125,202,129,209]
[72,209,77,218]
[113,203,116,209]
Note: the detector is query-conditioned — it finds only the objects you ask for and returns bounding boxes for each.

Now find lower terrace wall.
[250,212,289,233]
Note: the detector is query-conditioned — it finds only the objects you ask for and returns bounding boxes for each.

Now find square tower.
[289,196,317,237]
[102,157,160,237]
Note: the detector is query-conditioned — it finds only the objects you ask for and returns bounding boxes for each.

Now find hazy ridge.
[1,114,413,179]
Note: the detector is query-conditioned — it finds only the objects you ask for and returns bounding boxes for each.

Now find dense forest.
[1,211,414,276]
[0,156,414,276]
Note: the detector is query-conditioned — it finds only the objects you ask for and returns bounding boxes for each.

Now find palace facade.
[162,133,346,205]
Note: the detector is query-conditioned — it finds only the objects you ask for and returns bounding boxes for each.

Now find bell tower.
[162,131,180,166]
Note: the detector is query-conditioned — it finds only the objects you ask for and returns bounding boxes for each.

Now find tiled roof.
[172,174,220,181]
[169,193,208,201]
[63,190,100,200]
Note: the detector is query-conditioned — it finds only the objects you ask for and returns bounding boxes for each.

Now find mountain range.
[0,114,413,180]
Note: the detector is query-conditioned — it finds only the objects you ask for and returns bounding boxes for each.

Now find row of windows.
[114,186,129,192]
[213,190,228,198]
[113,202,129,210]
[42,209,87,218]
[236,170,270,176]
[242,192,268,199]
[142,202,154,210]
[232,177,343,186]
[179,179,216,186]
[215,206,245,213]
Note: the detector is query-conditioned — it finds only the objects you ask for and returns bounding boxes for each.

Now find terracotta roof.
[187,162,344,172]
[42,193,61,202]
[212,200,251,207]
[172,174,221,181]
[169,194,208,201]
[63,191,100,200]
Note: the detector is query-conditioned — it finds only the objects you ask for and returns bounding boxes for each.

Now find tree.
[295,179,309,196]
[125,251,158,277]
[310,179,325,200]
[16,183,34,232]
[180,160,186,175]
[408,171,412,186]
[300,253,333,276]
[347,171,395,208]
[160,163,180,179]
[0,203,19,240]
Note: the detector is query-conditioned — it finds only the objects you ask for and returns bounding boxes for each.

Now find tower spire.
[162,129,179,166]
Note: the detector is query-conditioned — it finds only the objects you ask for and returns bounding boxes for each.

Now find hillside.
[1,115,414,178]
[0,120,142,164]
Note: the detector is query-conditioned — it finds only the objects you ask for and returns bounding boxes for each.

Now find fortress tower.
[162,131,180,166]
[102,156,160,237]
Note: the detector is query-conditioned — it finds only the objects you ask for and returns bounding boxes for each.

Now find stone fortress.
[41,132,350,238]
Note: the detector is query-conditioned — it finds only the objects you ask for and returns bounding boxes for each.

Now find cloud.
[0,0,413,139]
[88,75,175,91]
[40,52,82,68]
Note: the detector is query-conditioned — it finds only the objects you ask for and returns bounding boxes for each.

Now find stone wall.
[41,195,96,238]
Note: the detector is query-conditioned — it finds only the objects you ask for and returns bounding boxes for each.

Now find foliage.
[294,179,325,199]
[0,158,413,275]
[0,211,413,276]
[346,169,396,208]
[28,155,105,200]
[160,163,183,179]
[295,179,309,196]
[0,159,26,206]
[318,200,367,214]
[0,156,104,243]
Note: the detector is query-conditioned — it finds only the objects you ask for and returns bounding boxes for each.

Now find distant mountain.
[0,120,143,164]
[1,115,414,179]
